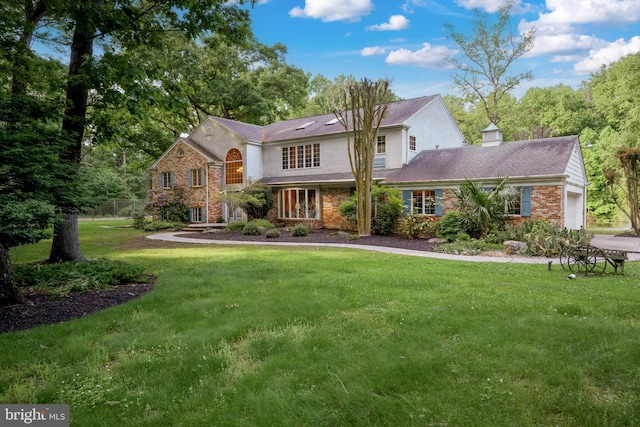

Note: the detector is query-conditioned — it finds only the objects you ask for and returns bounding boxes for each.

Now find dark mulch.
[0,280,155,335]
[177,228,441,252]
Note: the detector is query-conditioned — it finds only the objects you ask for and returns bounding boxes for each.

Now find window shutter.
[158,173,163,188]
[187,208,192,222]
[435,189,443,217]
[201,169,205,185]
[402,190,412,214]
[187,170,192,187]
[170,171,174,186]
[349,187,356,197]
[201,208,206,222]
[521,186,532,217]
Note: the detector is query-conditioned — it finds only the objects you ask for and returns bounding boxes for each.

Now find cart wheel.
[559,245,574,270]
[584,246,607,275]
[567,245,589,274]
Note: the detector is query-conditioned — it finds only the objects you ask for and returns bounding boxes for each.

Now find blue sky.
[246,0,640,99]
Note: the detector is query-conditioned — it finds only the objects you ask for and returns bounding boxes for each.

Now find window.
[160,171,173,189]
[282,143,320,170]
[412,190,436,215]
[409,136,416,151]
[177,149,184,157]
[189,169,204,187]
[190,207,204,223]
[278,189,318,219]
[225,149,243,184]
[376,135,386,154]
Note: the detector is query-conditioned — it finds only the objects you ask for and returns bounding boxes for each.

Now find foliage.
[445,0,535,125]
[437,239,503,255]
[145,183,188,223]
[242,183,275,220]
[242,222,262,236]
[452,178,519,237]
[291,224,309,237]
[13,259,147,297]
[498,220,593,257]
[371,187,404,235]
[226,222,247,231]
[401,212,434,239]
[436,211,467,241]
[142,221,178,232]
[265,229,280,238]
[339,184,403,235]
[248,219,275,229]
[132,210,150,229]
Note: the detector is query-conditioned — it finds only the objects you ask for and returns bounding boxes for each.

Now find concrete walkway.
[147,232,640,264]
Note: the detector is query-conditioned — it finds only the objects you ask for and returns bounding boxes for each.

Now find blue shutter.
[521,186,532,217]
[403,190,412,214]
[201,169,206,185]
[187,170,192,187]
[201,208,206,223]
[435,189,443,217]
[169,171,174,186]
[158,173,163,188]
[187,208,192,222]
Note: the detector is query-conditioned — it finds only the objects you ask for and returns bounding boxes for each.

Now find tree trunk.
[49,213,85,263]
[0,243,23,306]
[48,6,98,263]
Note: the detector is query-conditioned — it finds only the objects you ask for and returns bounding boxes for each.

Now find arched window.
[225,149,243,184]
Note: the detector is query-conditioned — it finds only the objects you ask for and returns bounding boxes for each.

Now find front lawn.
[4,220,640,426]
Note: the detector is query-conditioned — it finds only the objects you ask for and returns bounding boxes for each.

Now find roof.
[208,95,439,143]
[384,136,579,184]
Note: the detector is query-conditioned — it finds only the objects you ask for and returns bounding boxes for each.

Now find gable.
[151,138,220,170]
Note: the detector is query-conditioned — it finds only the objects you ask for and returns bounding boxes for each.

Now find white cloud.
[574,36,640,74]
[289,0,374,22]
[533,0,640,28]
[454,0,515,13]
[525,33,604,58]
[361,46,387,56]
[386,43,457,68]
[366,15,410,31]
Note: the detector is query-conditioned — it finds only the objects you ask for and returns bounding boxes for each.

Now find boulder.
[503,240,527,255]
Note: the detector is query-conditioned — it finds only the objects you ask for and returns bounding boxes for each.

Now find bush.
[437,239,503,256]
[435,211,467,241]
[242,182,274,220]
[248,219,275,229]
[13,260,148,297]
[132,210,149,229]
[402,212,432,239]
[242,222,262,236]
[497,220,592,257]
[456,231,471,241]
[291,224,309,237]
[372,200,403,235]
[265,229,281,238]
[143,221,176,231]
[227,221,246,231]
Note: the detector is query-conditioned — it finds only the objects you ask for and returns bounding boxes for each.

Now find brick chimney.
[482,123,503,147]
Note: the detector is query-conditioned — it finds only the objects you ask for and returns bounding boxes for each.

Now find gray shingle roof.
[209,95,439,143]
[384,136,579,183]
[260,169,398,185]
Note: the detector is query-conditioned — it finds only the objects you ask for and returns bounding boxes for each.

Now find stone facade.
[320,188,352,230]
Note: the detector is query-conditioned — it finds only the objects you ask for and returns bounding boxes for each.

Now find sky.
[245,0,640,99]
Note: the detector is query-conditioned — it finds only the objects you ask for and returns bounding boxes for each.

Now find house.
[150,95,587,230]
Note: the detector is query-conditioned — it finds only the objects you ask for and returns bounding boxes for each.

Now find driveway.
[591,234,640,260]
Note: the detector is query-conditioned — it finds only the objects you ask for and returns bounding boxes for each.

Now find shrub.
[248,219,275,229]
[497,220,592,257]
[435,211,467,241]
[242,222,262,236]
[456,231,471,241]
[437,239,502,256]
[265,229,280,238]
[132,210,150,229]
[242,182,274,220]
[13,260,148,297]
[372,199,403,235]
[227,221,246,231]
[402,212,432,239]
[216,217,225,223]
[291,224,309,237]
[143,221,176,231]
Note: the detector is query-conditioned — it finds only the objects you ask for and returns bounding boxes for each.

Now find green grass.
[4,220,640,426]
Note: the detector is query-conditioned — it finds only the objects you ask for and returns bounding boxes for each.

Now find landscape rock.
[503,240,527,255]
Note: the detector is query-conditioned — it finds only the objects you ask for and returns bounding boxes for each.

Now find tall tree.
[589,53,640,231]
[46,0,254,262]
[445,0,534,125]
[334,78,392,237]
